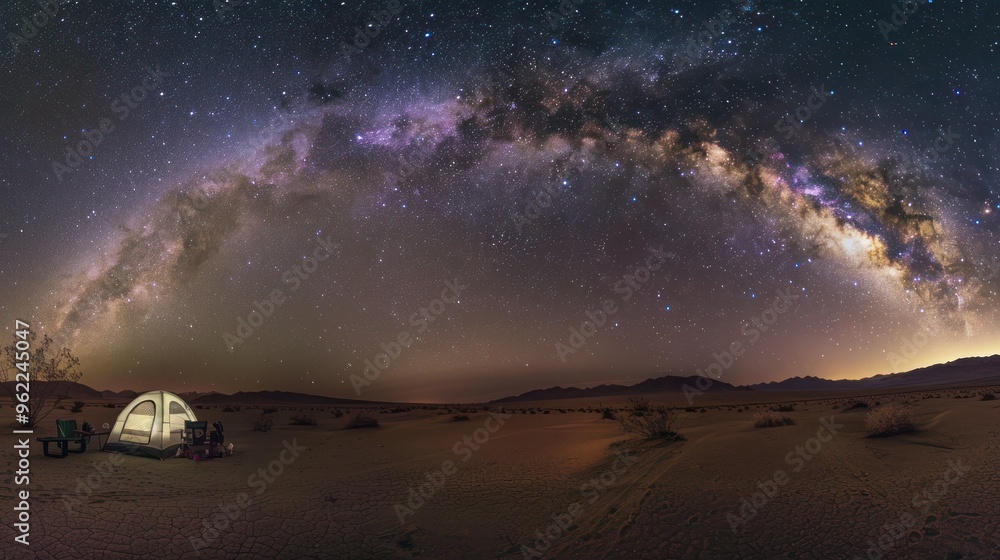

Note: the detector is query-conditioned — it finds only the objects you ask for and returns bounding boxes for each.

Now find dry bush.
[617,397,682,440]
[980,392,997,401]
[1,332,83,427]
[452,415,470,421]
[769,403,795,412]
[753,411,796,428]
[71,401,85,413]
[290,414,317,426]
[865,404,915,437]
[252,412,274,432]
[347,415,379,429]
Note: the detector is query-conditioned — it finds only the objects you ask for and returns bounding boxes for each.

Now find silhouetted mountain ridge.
[491,375,749,403]
[747,355,1000,391]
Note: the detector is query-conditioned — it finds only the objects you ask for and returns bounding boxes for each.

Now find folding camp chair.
[36,419,88,458]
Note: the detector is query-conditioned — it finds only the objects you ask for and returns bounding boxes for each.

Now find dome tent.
[104,391,198,460]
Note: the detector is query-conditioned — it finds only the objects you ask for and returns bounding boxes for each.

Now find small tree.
[1,332,83,428]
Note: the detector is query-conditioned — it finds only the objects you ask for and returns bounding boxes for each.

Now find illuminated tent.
[104,391,198,460]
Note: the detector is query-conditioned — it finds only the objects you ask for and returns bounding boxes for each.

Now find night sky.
[1,0,997,402]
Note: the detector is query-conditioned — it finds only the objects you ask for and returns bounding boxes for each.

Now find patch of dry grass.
[753,411,796,428]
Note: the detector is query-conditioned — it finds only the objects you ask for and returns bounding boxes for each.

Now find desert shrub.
[390,407,407,413]
[543,410,550,414]
[769,403,795,412]
[617,398,682,440]
[262,407,278,414]
[222,406,236,413]
[980,392,997,401]
[865,404,915,437]
[601,408,615,420]
[290,414,317,426]
[845,400,869,410]
[754,411,796,428]
[452,415,470,422]
[347,416,379,429]
[332,409,344,418]
[104,403,117,408]
[71,401,85,413]
[253,412,274,432]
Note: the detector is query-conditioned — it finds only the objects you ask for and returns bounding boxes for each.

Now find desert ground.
[2,386,999,559]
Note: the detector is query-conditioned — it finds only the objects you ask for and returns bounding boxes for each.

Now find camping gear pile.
[178,421,234,461]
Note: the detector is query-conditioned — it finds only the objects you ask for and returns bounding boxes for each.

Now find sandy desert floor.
[2,386,998,559]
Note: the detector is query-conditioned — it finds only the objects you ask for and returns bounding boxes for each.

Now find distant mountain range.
[747,355,1000,391]
[3,355,998,405]
[0,383,376,405]
[491,355,1000,402]
[491,375,749,403]
[191,390,369,405]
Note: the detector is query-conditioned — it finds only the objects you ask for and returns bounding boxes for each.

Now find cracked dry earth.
[1,394,998,560]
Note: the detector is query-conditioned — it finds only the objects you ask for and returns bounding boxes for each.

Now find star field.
[0,0,997,402]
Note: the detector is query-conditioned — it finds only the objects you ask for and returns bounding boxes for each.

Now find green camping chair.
[36,419,89,458]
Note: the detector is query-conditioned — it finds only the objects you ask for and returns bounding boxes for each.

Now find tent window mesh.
[121,400,155,444]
